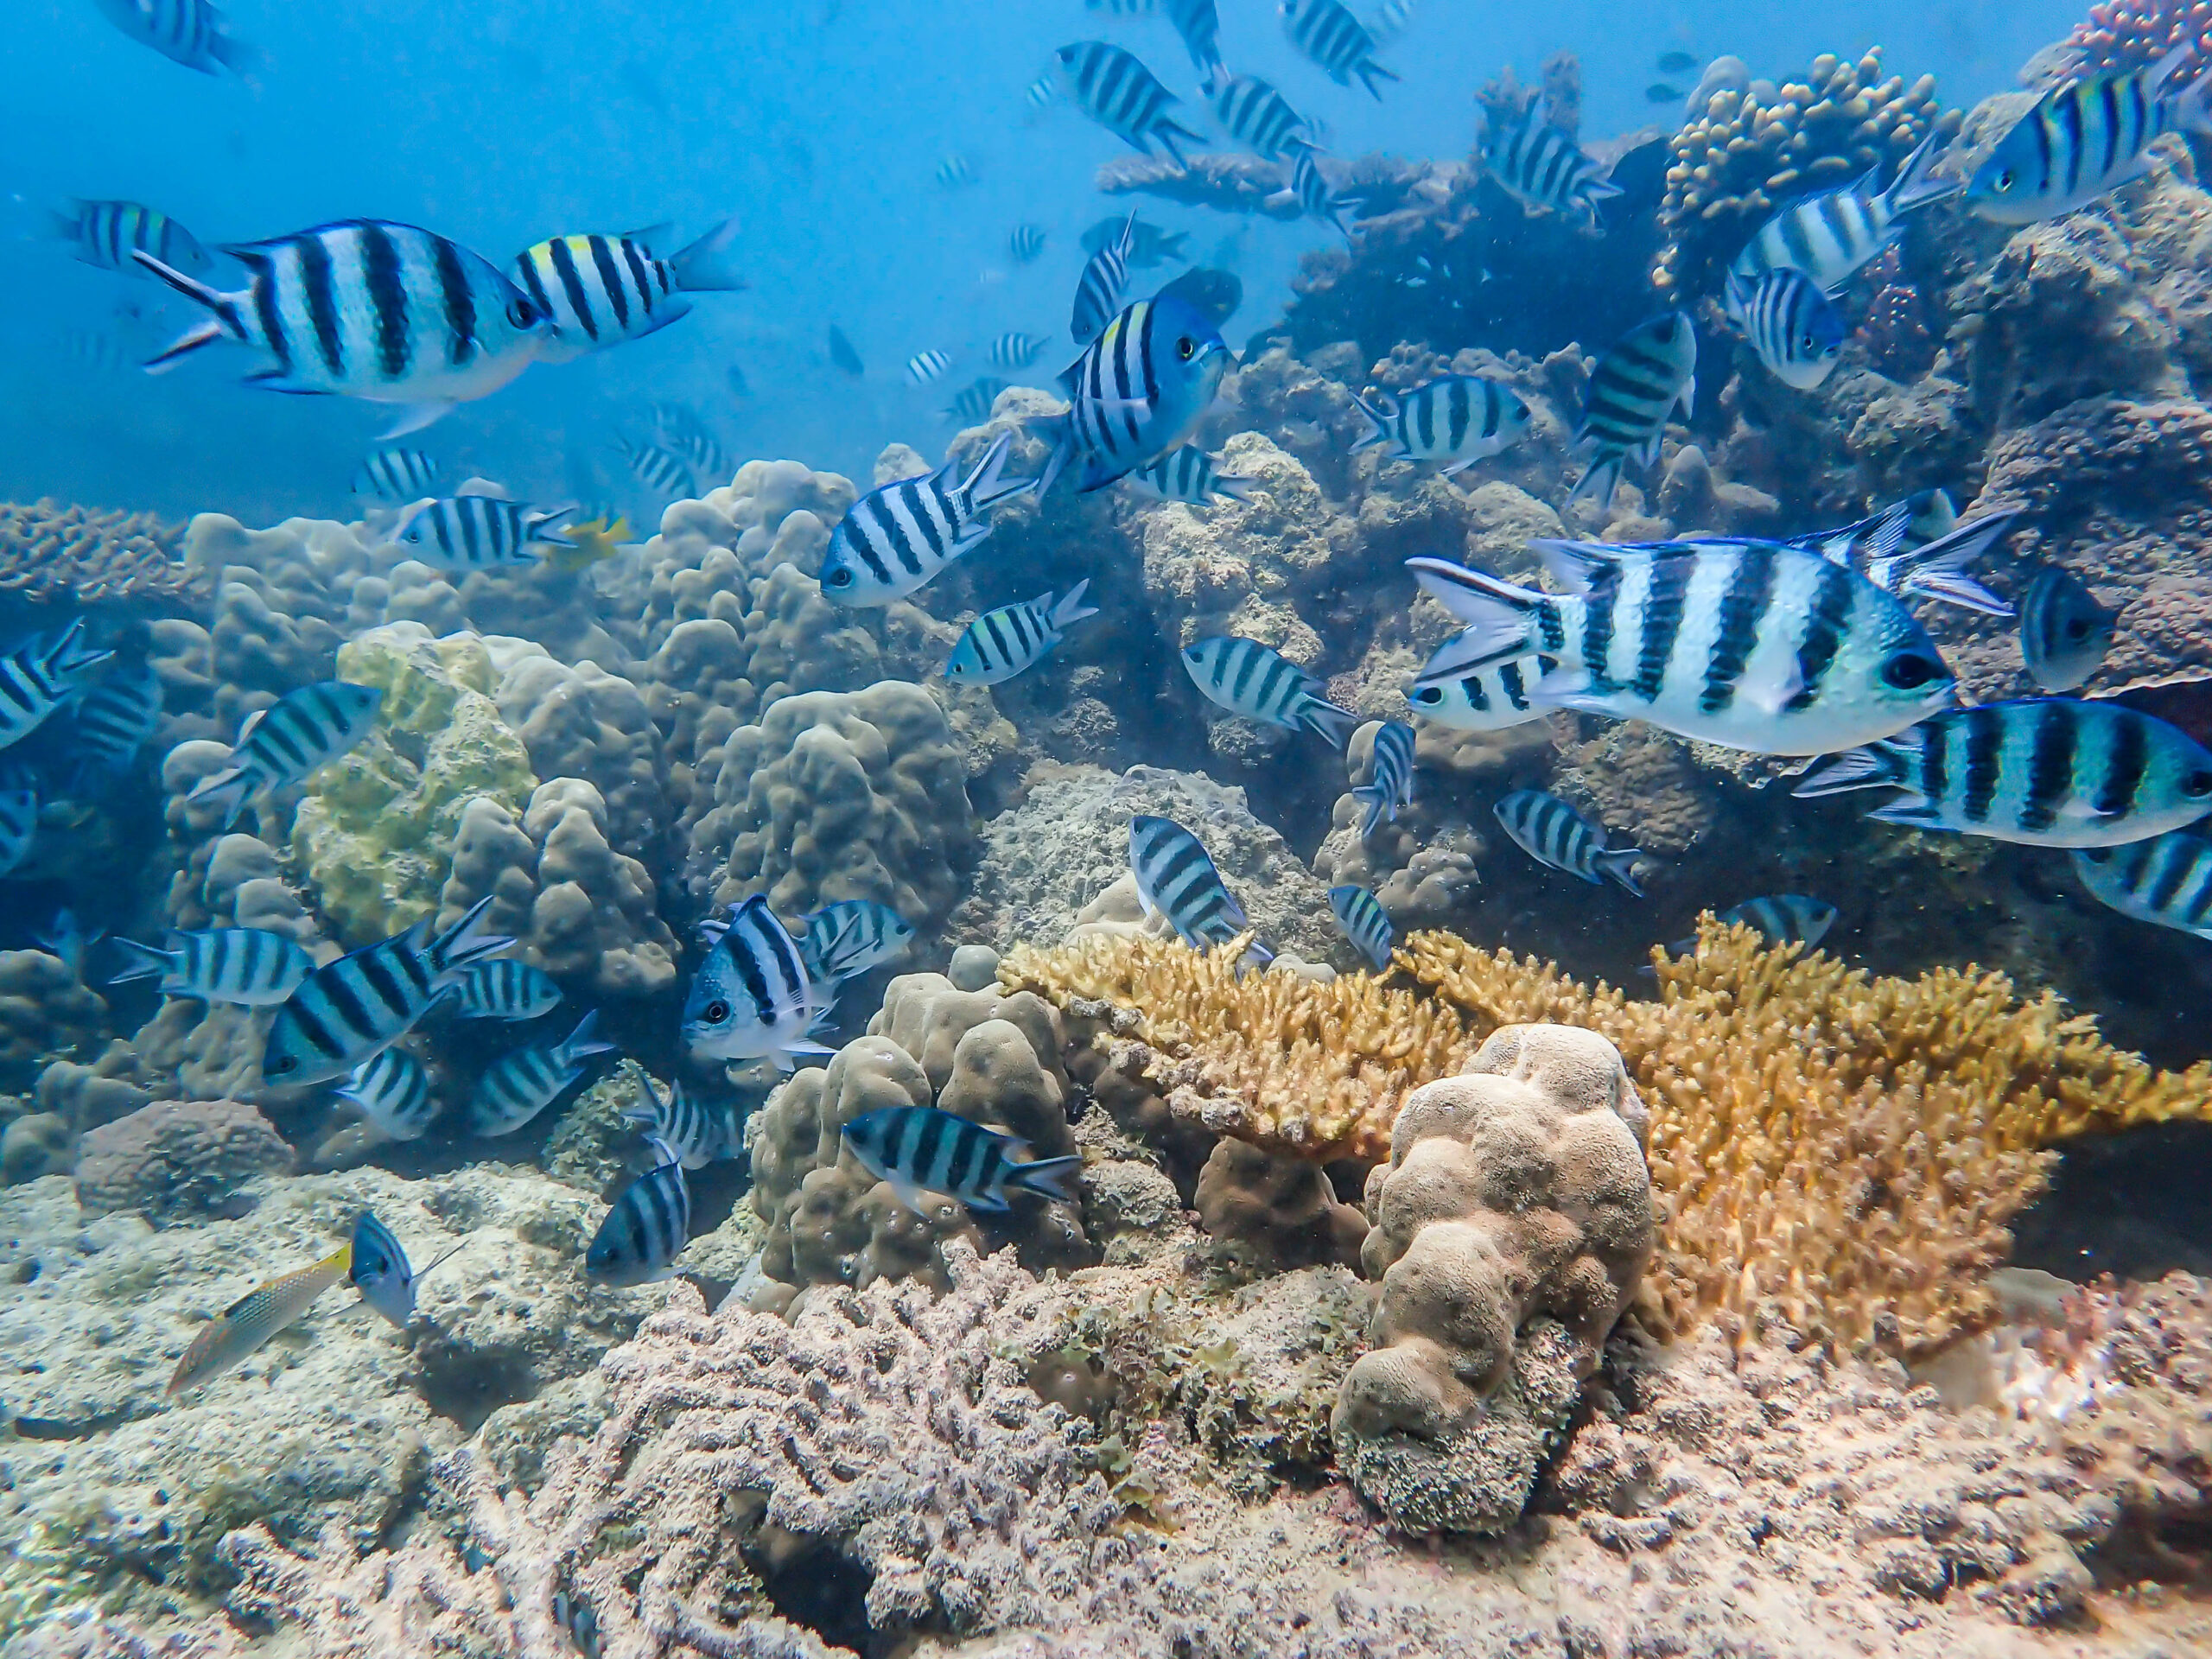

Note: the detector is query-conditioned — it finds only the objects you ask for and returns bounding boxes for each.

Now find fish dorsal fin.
[1531,539,1627,595]
[454,479,511,499]
[621,221,675,254]
[235,707,267,742]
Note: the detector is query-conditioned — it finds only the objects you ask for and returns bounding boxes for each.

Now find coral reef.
[0,955,108,1094]
[72,1100,292,1224]
[1192,1140,1366,1276]
[2056,0,2212,86]
[0,501,195,607]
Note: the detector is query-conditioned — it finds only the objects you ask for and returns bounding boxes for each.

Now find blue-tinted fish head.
[680,942,766,1058]
[943,635,984,680]
[1144,297,1231,431]
[1964,124,2047,225]
[818,523,885,607]
[1777,293,1847,391]
[1834,602,1960,741]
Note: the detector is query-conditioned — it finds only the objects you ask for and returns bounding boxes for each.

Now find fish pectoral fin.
[1738,657,1805,715]
[884,1177,934,1217]
[2057,800,2120,819]
[378,401,455,440]
[1867,794,1937,824]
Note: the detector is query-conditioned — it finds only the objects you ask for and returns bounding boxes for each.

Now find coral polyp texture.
[2058,0,2212,84]
[0,499,195,605]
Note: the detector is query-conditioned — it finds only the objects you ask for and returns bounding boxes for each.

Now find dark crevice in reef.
[2012,1122,2212,1285]
[744,1522,879,1656]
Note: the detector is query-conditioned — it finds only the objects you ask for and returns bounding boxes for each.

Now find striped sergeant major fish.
[1724,268,1846,391]
[391,494,577,569]
[0,621,114,752]
[842,1104,1083,1217]
[1494,789,1647,894]
[1666,894,1837,958]
[444,957,563,1020]
[2019,568,2120,693]
[945,582,1100,685]
[1129,813,1274,959]
[936,154,976,189]
[69,658,164,776]
[1782,494,2020,617]
[1969,46,2212,225]
[188,681,384,825]
[1080,215,1191,267]
[1052,42,1205,167]
[1290,149,1354,238]
[0,769,35,880]
[988,332,1049,370]
[1481,96,1621,231]
[1406,540,1957,757]
[617,435,699,500]
[349,1210,463,1330]
[944,377,1010,426]
[1210,73,1321,161]
[1071,213,1135,345]
[1567,312,1697,512]
[92,0,260,78]
[52,198,211,278]
[1180,636,1358,747]
[1351,375,1531,475]
[353,448,441,502]
[1163,0,1226,91]
[1731,129,1953,296]
[1407,639,1558,732]
[1009,225,1048,264]
[1128,443,1256,505]
[1327,884,1394,970]
[261,896,513,1087]
[584,1139,691,1287]
[1353,719,1415,836]
[136,220,555,440]
[622,1075,742,1170]
[653,404,732,482]
[683,894,834,1070]
[2073,830,2212,942]
[799,899,918,984]
[511,219,746,364]
[1792,699,2212,847]
[167,1244,353,1396]
[819,430,1036,605]
[1279,0,1399,99]
[466,1010,617,1137]
[1036,296,1230,495]
[907,347,955,385]
[334,1047,438,1141]
[109,926,315,1006]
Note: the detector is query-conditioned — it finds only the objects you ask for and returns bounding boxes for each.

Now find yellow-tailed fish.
[543,515,633,573]
[167,1243,352,1396]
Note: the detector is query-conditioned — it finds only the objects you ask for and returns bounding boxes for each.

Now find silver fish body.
[1482,96,1620,228]
[1568,312,1697,512]
[1180,636,1357,747]
[467,1011,618,1136]
[1037,296,1230,494]
[988,331,1048,369]
[1054,41,1205,164]
[1291,149,1353,237]
[1279,0,1398,98]
[842,1104,1082,1216]
[1969,48,2212,224]
[1495,790,1646,893]
[2072,830,2212,941]
[906,347,955,385]
[683,895,832,1070]
[1009,225,1048,264]
[348,1209,454,1329]
[944,377,1009,425]
[1353,720,1416,836]
[92,0,258,77]
[512,221,746,364]
[1327,884,1394,969]
[798,900,918,983]
[1128,444,1256,504]
[1129,814,1270,956]
[109,926,315,1005]
[585,1143,691,1286]
[446,957,564,1020]
[622,1076,742,1170]
[53,198,211,277]
[354,448,441,501]
[1731,130,1952,295]
[2019,568,2120,692]
[1406,643,1558,732]
[187,681,384,825]
[1210,73,1319,160]
[945,582,1099,685]
[821,431,1035,604]
[1725,268,1846,390]
[334,1048,438,1141]
[69,659,164,775]
[618,436,699,499]
[1071,215,1135,345]
[1351,376,1530,474]
[392,495,575,569]
[0,621,115,752]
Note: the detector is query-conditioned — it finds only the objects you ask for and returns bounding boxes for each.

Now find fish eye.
[703,999,730,1022]
[2064,618,2093,639]
[2184,770,2212,799]
[824,565,852,588]
[1881,651,1944,690]
[266,1054,296,1076]
[1411,685,1440,704]
[1177,336,1196,360]
[1994,168,2015,193]
[507,297,540,328]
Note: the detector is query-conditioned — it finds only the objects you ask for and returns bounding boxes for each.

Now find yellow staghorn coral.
[998,933,1475,1165]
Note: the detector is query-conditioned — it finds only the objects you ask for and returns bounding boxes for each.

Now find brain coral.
[73,1098,292,1224]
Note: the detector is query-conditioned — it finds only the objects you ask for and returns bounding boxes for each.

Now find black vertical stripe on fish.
[361,221,410,382]
[1788,560,1858,711]
[433,233,477,366]
[590,237,632,331]
[548,238,598,341]
[1632,554,1694,701]
[2021,700,2077,833]
[1961,705,2005,824]
[1580,575,1619,696]
[2096,700,2150,815]
[1699,547,1777,715]
[297,233,346,378]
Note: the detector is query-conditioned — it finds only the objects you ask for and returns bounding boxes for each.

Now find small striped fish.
[0,771,35,880]
[1128,443,1256,504]
[988,331,1049,369]
[945,582,1100,684]
[683,894,833,1070]
[800,899,918,983]
[1009,225,1047,264]
[1023,73,1061,118]
[1053,41,1205,166]
[1668,894,1837,957]
[1567,312,1697,512]
[1784,496,2019,617]
[585,1141,691,1286]
[1080,215,1190,267]
[1280,0,1398,99]
[653,404,733,483]
[1130,814,1272,957]
[353,448,441,502]
[262,896,512,1087]
[1352,376,1530,475]
[1482,96,1619,228]
[0,621,114,751]
[1071,213,1135,344]
[622,1076,741,1169]
[70,659,163,775]
[2019,568,2120,692]
[391,494,576,569]
[1732,130,1952,296]
[842,1104,1082,1216]
[110,926,314,1005]
[1328,884,1394,969]
[92,0,259,77]
[1408,542,1955,756]
[188,681,384,825]
[1211,73,1319,160]
[1406,640,1556,732]
[467,1011,618,1136]
[936,154,976,188]
[1353,719,1416,836]
[445,957,563,1020]
[907,347,955,385]
[511,220,745,364]
[1970,48,2212,224]
[821,430,1036,604]
[1724,268,1845,390]
[1793,699,2212,847]
[52,199,210,277]
[618,436,699,499]
[1037,296,1231,494]
[1291,149,1352,237]
[349,1210,459,1329]
[2073,830,2212,941]
[943,377,1009,425]
[168,1245,352,1397]
[1163,0,1225,88]
[136,220,553,440]
[1181,636,1357,747]
[1495,790,1646,893]
[334,1048,438,1141]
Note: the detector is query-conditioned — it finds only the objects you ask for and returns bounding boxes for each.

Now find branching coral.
[0,500,196,606]
[2058,0,2212,86]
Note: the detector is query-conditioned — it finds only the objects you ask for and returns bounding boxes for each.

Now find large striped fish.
[349,1210,461,1330]
[1353,719,1416,836]
[1210,73,1320,160]
[682,894,832,1071]
[2073,830,2212,941]
[1129,814,1271,959]
[168,1245,352,1396]
[1036,295,1230,494]
[52,198,211,277]
[1351,375,1530,475]
[0,622,114,753]
[1793,699,2212,847]
[1328,884,1394,969]
[109,926,315,1005]
[466,1012,618,1136]
[1969,47,2212,224]
[67,658,162,778]
[1053,41,1205,165]
[1731,130,1952,296]
[842,1104,1082,1217]
[1128,443,1256,505]
[1071,213,1135,345]
[92,0,259,77]
[135,219,555,438]
[391,494,576,569]
[819,431,1036,604]
[1495,789,1645,894]
[188,681,384,826]
[1407,539,1959,756]
[511,219,745,364]
[334,1048,439,1142]
[1568,312,1697,512]
[261,897,512,1087]
[1481,96,1620,230]
[1180,636,1357,747]
[1724,268,1845,390]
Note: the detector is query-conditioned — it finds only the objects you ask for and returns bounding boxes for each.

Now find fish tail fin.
[183,767,252,825]
[1595,848,1647,897]
[2176,64,2212,138]
[669,215,748,292]
[45,621,112,679]
[1356,61,1402,99]
[1403,557,1553,665]
[1351,785,1389,839]
[1298,697,1360,751]
[1211,472,1259,501]
[1154,119,1205,168]
[1890,510,2021,618]
[1048,579,1099,629]
[961,429,1039,513]
[557,1009,618,1065]
[143,318,230,374]
[106,936,170,983]
[132,252,251,357]
[207,27,265,80]
[1348,391,1397,454]
[1028,414,1073,498]
[428,896,514,974]
[1007,1153,1084,1204]
[1791,739,1916,798]
[1565,453,1623,513]
[1883,125,1961,213]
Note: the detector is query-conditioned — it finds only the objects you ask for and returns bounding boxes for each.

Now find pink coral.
[2063,0,2212,86]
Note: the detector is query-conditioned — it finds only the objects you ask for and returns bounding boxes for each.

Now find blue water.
[2,0,2060,521]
